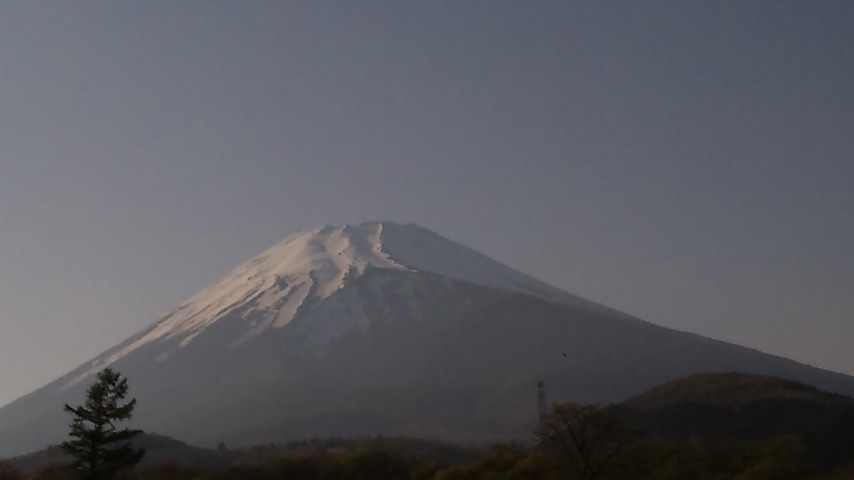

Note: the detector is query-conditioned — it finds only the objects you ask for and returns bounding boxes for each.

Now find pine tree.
[61,368,145,480]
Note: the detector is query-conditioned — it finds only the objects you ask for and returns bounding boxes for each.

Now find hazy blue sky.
[0,1,852,407]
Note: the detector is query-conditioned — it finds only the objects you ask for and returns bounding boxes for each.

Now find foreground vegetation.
[4,371,854,479]
[2,437,854,480]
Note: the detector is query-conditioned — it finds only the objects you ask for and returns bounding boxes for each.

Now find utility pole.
[537,380,548,451]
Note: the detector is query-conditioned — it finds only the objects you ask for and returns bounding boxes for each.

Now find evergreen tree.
[61,368,145,480]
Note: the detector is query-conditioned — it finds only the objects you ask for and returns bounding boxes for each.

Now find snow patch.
[63,222,410,387]
[377,222,593,308]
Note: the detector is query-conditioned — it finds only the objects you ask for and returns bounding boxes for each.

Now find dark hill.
[623,372,853,409]
[7,433,229,472]
[615,373,854,470]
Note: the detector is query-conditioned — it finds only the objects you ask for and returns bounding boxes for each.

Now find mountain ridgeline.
[1,221,853,458]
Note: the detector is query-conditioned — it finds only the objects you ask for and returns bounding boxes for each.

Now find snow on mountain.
[379,222,593,307]
[66,221,593,387]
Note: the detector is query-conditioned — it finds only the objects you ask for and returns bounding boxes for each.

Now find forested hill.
[615,372,854,470]
[623,372,854,409]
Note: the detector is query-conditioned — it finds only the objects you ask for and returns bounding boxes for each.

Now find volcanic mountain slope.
[1,221,853,458]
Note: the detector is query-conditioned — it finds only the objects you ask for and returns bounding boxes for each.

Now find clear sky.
[0,1,852,407]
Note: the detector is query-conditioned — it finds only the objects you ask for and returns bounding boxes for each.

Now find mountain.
[1,221,853,458]
[616,373,854,470]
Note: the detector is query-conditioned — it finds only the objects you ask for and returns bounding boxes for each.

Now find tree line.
[1,368,853,479]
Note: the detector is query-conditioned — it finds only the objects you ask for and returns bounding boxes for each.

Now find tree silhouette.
[538,402,635,479]
[61,368,144,480]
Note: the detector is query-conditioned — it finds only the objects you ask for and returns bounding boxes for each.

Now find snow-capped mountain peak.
[66,221,588,386]
[149,220,587,343]
[167,222,409,340]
